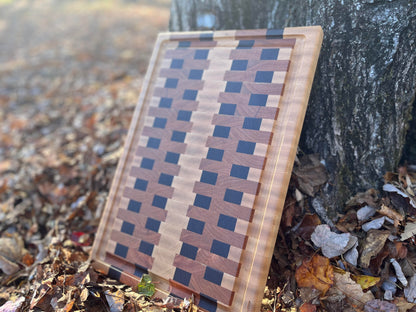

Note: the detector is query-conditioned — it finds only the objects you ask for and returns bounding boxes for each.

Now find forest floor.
[1,1,416,312]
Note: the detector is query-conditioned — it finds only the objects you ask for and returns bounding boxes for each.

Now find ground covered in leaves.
[1,1,416,311]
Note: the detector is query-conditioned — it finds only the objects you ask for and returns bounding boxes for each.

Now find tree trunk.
[169,0,416,213]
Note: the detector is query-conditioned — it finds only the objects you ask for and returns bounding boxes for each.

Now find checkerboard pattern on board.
[92,27,323,312]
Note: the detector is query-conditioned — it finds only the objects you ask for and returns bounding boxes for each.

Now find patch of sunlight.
[0,19,6,33]
[60,0,170,12]
[0,0,14,5]
[59,0,120,12]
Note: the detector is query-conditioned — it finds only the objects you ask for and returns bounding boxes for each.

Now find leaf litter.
[2,1,416,312]
[267,157,416,311]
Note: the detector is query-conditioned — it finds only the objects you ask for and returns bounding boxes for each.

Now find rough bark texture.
[169,0,416,212]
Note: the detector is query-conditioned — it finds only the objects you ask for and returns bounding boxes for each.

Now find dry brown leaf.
[0,180,8,196]
[21,252,34,266]
[9,118,28,130]
[56,274,75,287]
[0,234,27,275]
[80,288,89,302]
[384,172,397,184]
[336,210,358,233]
[401,222,416,241]
[399,166,408,188]
[360,230,390,268]
[0,160,11,174]
[30,284,53,310]
[393,241,408,259]
[300,302,317,312]
[298,287,321,303]
[62,298,76,312]
[105,289,125,312]
[332,271,374,309]
[295,254,334,295]
[0,255,19,275]
[383,184,416,209]
[394,296,416,312]
[379,204,404,225]
[281,195,297,229]
[346,188,380,208]
[293,154,328,197]
[295,214,321,240]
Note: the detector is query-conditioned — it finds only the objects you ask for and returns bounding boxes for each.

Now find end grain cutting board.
[91,26,323,312]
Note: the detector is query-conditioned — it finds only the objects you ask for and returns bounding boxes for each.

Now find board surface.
[91,27,323,311]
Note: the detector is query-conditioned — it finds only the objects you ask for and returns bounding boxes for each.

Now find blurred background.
[0,0,171,189]
[0,0,171,279]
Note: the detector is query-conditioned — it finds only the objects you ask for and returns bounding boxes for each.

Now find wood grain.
[91,26,323,312]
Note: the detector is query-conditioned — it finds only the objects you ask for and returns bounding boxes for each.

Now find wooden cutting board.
[91,27,323,312]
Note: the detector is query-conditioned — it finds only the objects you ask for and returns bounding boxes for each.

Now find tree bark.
[169,0,416,212]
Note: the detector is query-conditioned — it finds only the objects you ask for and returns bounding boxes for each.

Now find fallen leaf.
[0,234,26,262]
[281,195,296,229]
[401,222,416,241]
[382,276,397,300]
[379,204,404,225]
[351,274,380,290]
[0,255,19,275]
[0,180,8,196]
[336,210,358,233]
[56,274,75,287]
[321,291,353,312]
[394,296,416,312]
[364,299,398,312]
[30,284,53,310]
[293,154,328,197]
[298,287,321,303]
[405,275,416,303]
[0,234,27,275]
[383,184,416,209]
[80,287,89,301]
[384,172,397,184]
[295,214,321,240]
[362,217,389,232]
[0,297,25,312]
[105,289,125,312]
[360,230,390,268]
[295,254,334,295]
[9,117,27,130]
[299,302,317,312]
[22,252,34,266]
[332,271,374,309]
[390,258,408,287]
[399,258,416,277]
[369,242,393,275]
[357,205,377,222]
[62,298,76,312]
[0,160,11,174]
[399,166,409,188]
[137,274,156,297]
[346,188,380,208]
[311,224,358,258]
[344,241,359,266]
[392,241,408,259]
